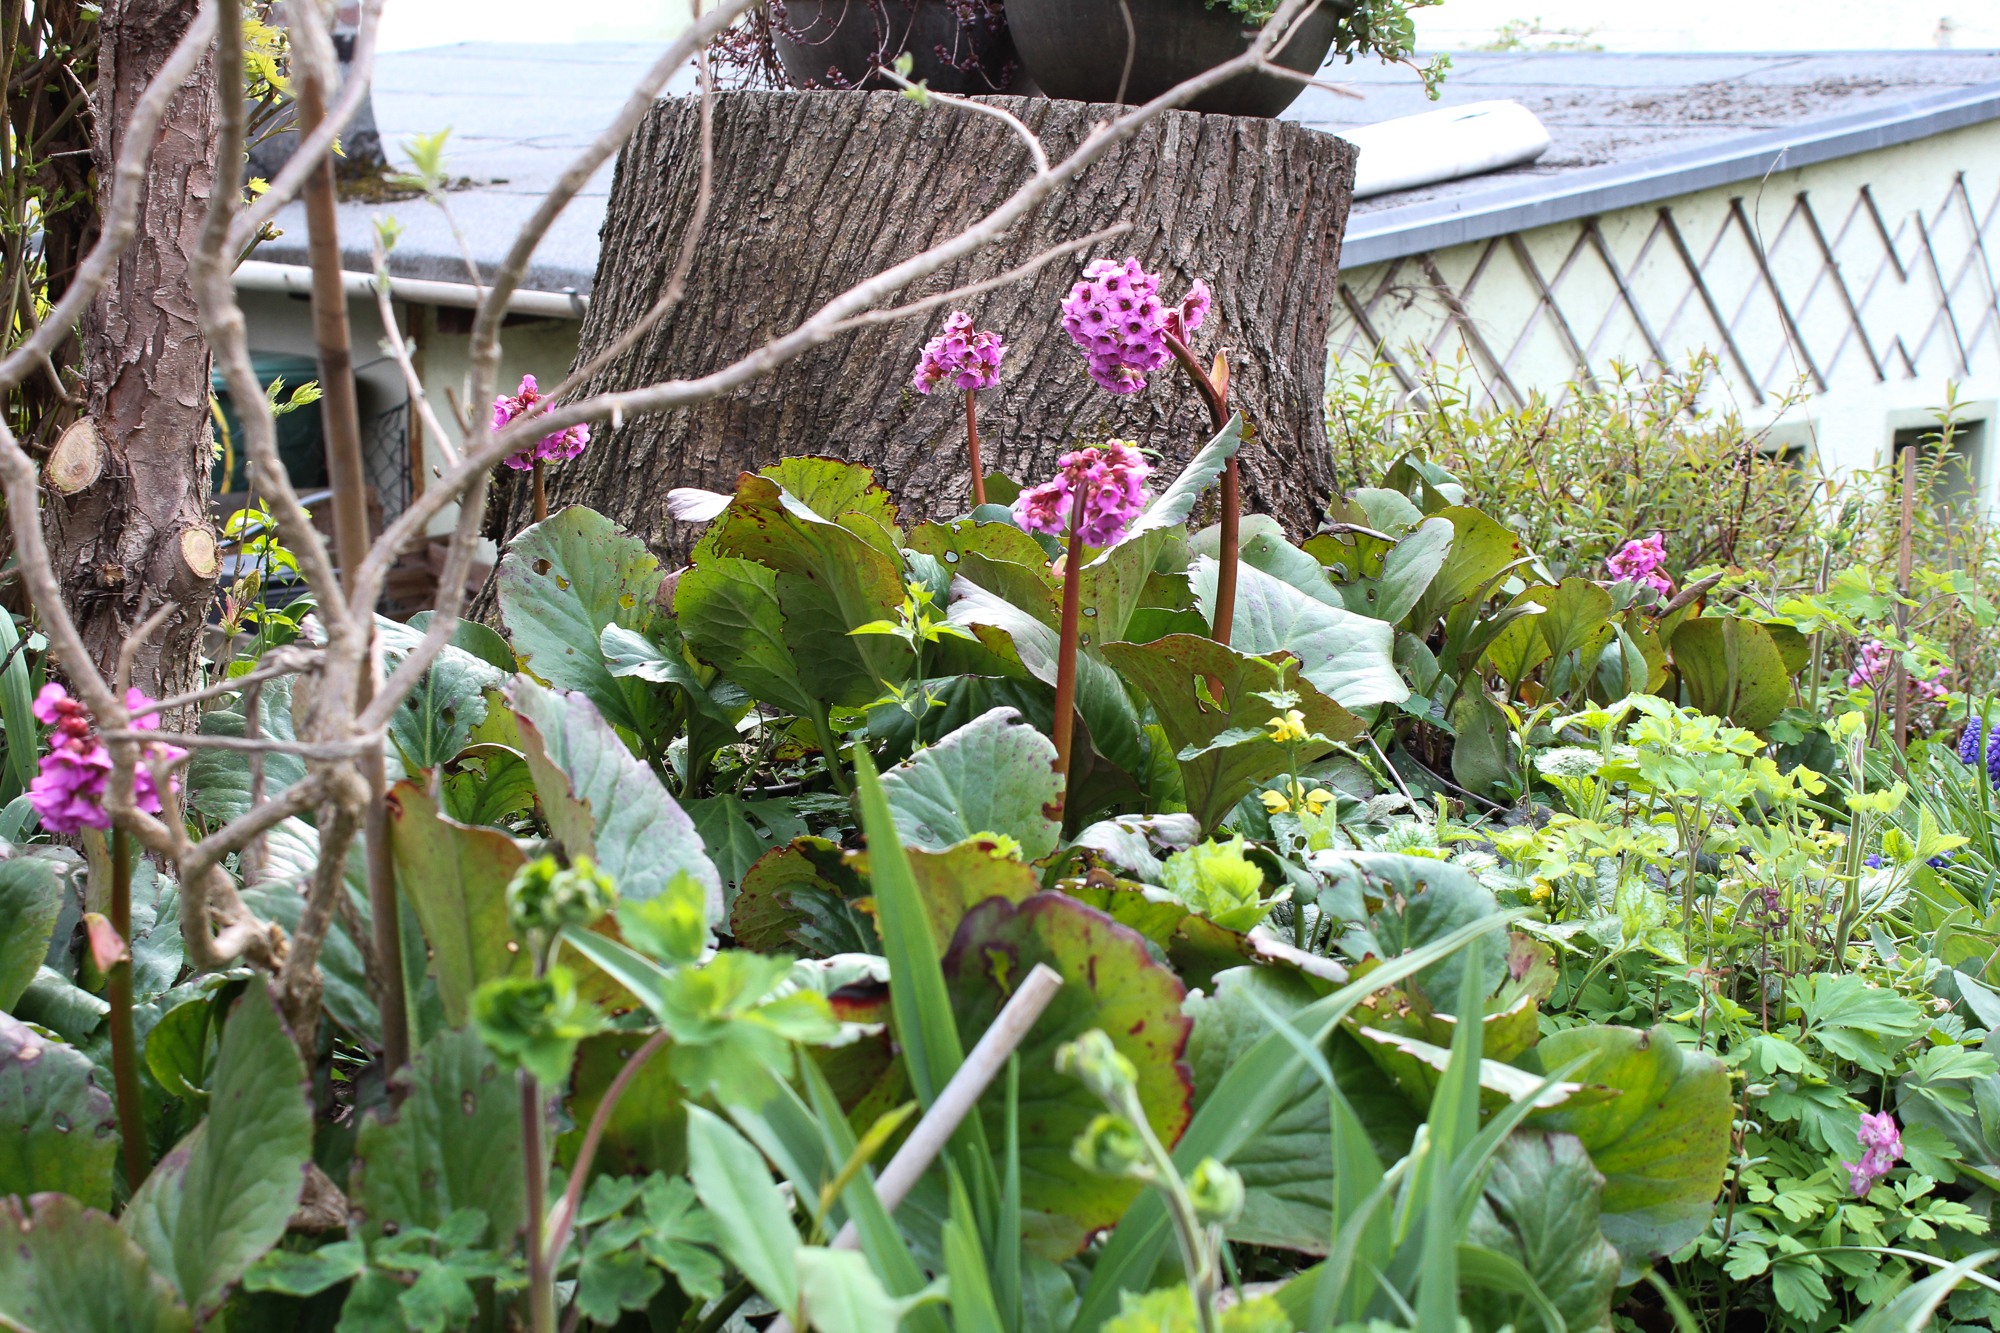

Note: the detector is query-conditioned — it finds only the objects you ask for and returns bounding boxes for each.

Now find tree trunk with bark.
[44,0,221,705]
[501,92,1357,563]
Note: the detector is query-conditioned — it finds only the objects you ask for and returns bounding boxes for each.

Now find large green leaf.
[1326,852,1507,1014]
[708,468,910,690]
[185,676,305,824]
[1525,578,1615,664]
[386,780,529,1027]
[496,505,666,734]
[1338,515,1454,626]
[729,838,878,957]
[0,1011,118,1208]
[877,706,1062,862]
[1668,616,1793,733]
[510,678,721,913]
[906,520,1056,625]
[352,1026,527,1242]
[122,977,311,1318]
[0,854,64,1010]
[1464,1131,1621,1333]
[1525,1025,1731,1275]
[943,893,1193,1257]
[1183,968,1414,1254]
[376,615,508,778]
[0,1194,191,1333]
[1449,690,1515,801]
[676,555,824,717]
[1194,516,1341,611]
[1408,506,1524,631]
[1125,414,1242,542]
[1192,559,1408,710]
[1099,636,1362,834]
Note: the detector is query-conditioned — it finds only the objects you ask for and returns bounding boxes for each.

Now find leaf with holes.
[497,505,667,734]
[352,1026,527,1241]
[0,1194,191,1333]
[1191,559,1408,711]
[943,893,1193,1257]
[0,1011,119,1209]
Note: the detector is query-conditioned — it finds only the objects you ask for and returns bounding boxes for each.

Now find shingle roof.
[252,44,2000,296]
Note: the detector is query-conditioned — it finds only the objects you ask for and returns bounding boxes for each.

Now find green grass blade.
[945,1165,1007,1333]
[998,1055,1022,1333]
[1457,1243,1566,1333]
[1413,939,1485,1332]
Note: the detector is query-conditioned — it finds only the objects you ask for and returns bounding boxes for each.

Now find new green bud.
[1072,1113,1148,1179]
[507,854,617,935]
[1055,1029,1139,1105]
[1186,1157,1245,1227]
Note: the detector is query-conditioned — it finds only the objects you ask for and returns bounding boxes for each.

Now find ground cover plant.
[2,3,1999,1333]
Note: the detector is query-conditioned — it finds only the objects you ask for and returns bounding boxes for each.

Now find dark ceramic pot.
[1005,0,1340,116]
[772,0,1032,94]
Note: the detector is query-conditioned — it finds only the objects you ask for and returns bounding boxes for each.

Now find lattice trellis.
[1332,149,2000,417]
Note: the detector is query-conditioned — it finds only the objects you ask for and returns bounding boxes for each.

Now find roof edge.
[1337,78,2000,267]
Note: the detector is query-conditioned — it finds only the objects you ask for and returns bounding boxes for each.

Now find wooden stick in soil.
[965,390,986,508]
[297,63,410,1076]
[106,827,149,1191]
[763,963,1063,1333]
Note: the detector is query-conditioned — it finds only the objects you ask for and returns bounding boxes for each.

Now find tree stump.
[509,91,1358,562]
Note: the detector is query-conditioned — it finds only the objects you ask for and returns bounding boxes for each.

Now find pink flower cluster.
[1848,640,1950,700]
[1060,258,1209,395]
[912,311,1005,395]
[1013,440,1153,548]
[1843,1110,1903,1196]
[1606,532,1674,597]
[494,374,591,472]
[28,684,185,835]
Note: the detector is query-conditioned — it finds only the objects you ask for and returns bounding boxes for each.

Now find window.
[1891,416,1985,515]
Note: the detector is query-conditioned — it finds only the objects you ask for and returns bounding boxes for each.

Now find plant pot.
[1005,0,1340,117]
[772,0,1031,94]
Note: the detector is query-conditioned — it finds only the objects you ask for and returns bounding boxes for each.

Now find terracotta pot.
[772,0,1031,94]
[1005,0,1341,116]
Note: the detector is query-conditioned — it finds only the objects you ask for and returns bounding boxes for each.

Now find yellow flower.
[1529,881,1553,903]
[1260,789,1292,815]
[1304,787,1334,816]
[1266,709,1309,745]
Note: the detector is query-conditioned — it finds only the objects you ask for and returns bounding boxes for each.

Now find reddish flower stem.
[966,391,986,509]
[106,826,148,1192]
[1050,484,1089,798]
[532,460,549,524]
[1163,330,1235,646]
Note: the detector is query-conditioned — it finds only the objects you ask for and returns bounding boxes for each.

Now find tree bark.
[501,92,1357,564]
[46,0,221,706]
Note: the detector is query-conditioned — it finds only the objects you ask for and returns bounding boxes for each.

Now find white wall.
[1417,0,2000,53]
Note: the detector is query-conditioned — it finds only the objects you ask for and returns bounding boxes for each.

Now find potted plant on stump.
[723,0,1033,93]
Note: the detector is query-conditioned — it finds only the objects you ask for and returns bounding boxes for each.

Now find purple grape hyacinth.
[1843,1110,1903,1196]
[1060,258,1210,395]
[1960,717,1986,766]
[1989,727,2000,789]
[912,311,1005,395]
[495,374,591,471]
[28,683,185,835]
[1013,440,1153,548]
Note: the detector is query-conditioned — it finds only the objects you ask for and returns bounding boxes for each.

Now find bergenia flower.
[28,684,186,834]
[1848,640,1892,690]
[1060,258,1209,395]
[1843,1110,1903,1196]
[494,374,591,472]
[1605,532,1674,597]
[912,311,1005,395]
[1012,440,1152,548]
[1960,718,1986,765]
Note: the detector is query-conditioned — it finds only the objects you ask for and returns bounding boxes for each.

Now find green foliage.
[0,1010,119,1209]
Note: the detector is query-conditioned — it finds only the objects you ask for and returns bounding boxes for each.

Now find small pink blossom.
[1847,640,1948,700]
[28,684,185,835]
[1606,532,1674,597]
[1013,440,1152,548]
[1843,1111,1903,1196]
[912,311,1005,395]
[494,374,591,472]
[1060,259,1210,396]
